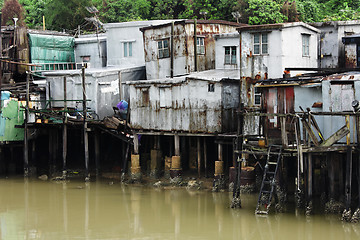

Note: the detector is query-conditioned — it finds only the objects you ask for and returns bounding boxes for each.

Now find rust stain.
[264,72,268,80]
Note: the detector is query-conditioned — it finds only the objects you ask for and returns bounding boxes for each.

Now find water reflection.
[0,178,360,239]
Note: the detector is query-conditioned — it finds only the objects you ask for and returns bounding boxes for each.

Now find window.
[225,46,237,64]
[302,34,310,56]
[81,56,91,62]
[140,88,150,107]
[253,33,268,55]
[123,42,133,57]
[197,37,205,54]
[208,83,215,92]
[158,39,170,58]
[254,87,261,105]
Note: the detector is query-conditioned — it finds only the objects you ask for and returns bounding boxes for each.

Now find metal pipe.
[194,19,197,72]
[170,21,174,78]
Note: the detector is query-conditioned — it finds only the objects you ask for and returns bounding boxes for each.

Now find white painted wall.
[75,35,107,68]
[239,23,319,79]
[215,33,240,69]
[105,20,171,69]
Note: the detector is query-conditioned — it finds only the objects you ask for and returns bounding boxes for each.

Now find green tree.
[44,0,92,31]
[19,0,47,28]
[180,0,219,19]
[246,0,285,25]
[296,0,323,22]
[148,0,185,20]
[95,0,150,23]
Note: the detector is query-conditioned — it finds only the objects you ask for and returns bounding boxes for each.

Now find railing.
[30,62,84,72]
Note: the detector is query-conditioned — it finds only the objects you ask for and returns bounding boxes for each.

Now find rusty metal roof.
[140,19,246,32]
[256,71,360,87]
[237,22,320,33]
[127,69,240,85]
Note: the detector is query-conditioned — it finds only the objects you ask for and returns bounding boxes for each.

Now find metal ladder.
[255,145,282,214]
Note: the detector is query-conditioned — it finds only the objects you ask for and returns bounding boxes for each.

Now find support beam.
[95,130,100,176]
[82,66,90,182]
[197,137,201,178]
[24,73,30,177]
[204,138,207,178]
[62,76,67,179]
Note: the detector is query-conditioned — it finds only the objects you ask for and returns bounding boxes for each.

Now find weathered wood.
[281,116,288,147]
[345,146,352,209]
[118,71,122,101]
[301,118,320,146]
[307,153,313,206]
[24,73,30,177]
[309,113,324,141]
[204,137,207,178]
[82,67,90,181]
[95,130,100,176]
[346,115,351,145]
[197,137,201,178]
[302,145,353,153]
[320,125,350,147]
[62,76,67,178]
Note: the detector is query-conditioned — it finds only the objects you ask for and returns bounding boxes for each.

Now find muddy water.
[0,177,359,240]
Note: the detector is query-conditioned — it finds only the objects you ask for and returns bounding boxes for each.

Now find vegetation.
[0,0,359,32]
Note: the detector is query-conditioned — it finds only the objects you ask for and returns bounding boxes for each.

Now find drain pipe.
[194,19,197,72]
[170,21,174,78]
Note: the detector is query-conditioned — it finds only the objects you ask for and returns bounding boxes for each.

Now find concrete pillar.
[150,149,162,178]
[150,136,162,178]
[213,143,225,191]
[170,134,182,181]
[131,154,141,181]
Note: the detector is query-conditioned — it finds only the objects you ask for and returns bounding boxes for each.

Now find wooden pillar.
[345,146,352,210]
[306,153,313,215]
[24,73,30,177]
[329,153,335,200]
[82,67,90,181]
[94,130,100,176]
[62,76,67,179]
[130,133,141,181]
[49,130,55,177]
[197,137,201,178]
[203,137,207,178]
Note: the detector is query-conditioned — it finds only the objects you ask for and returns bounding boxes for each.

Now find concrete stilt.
[213,143,225,191]
[130,154,141,181]
[150,136,162,178]
[131,133,141,181]
[170,134,182,184]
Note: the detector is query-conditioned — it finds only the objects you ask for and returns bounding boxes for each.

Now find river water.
[0,177,359,239]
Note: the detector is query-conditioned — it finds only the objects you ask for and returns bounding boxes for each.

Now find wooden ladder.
[255,145,282,214]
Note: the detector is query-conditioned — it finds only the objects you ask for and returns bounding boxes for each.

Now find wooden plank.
[320,125,350,147]
[302,145,353,153]
[301,119,320,146]
[281,116,288,147]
